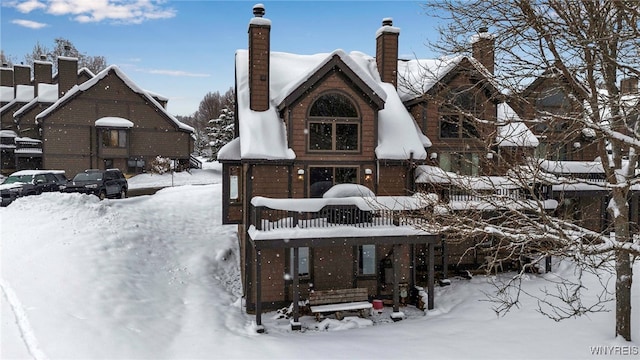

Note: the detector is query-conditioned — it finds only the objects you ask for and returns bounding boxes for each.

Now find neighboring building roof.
[496,102,539,147]
[35,65,194,133]
[13,84,59,118]
[397,55,499,103]
[232,49,429,161]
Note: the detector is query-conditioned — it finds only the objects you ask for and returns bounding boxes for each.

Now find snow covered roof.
[217,137,241,161]
[34,65,193,133]
[1,86,14,102]
[397,56,498,104]
[251,193,437,212]
[95,117,134,128]
[234,49,429,160]
[496,103,539,147]
[538,160,605,174]
[13,84,59,118]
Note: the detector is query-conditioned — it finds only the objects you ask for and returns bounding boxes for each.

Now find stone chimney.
[34,56,53,97]
[57,56,78,98]
[376,18,400,87]
[620,77,638,95]
[471,27,495,74]
[13,64,31,98]
[248,3,271,111]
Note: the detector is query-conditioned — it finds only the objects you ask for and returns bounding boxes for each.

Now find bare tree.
[21,38,107,74]
[417,0,639,340]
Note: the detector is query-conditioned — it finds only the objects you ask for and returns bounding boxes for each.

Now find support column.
[291,247,301,330]
[391,244,404,321]
[255,248,265,333]
[428,242,435,310]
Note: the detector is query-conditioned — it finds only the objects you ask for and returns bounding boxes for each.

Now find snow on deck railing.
[250,195,436,231]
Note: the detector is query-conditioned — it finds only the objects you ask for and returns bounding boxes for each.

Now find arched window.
[308,92,360,152]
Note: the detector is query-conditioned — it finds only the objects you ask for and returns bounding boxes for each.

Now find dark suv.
[0,170,68,206]
[65,169,128,200]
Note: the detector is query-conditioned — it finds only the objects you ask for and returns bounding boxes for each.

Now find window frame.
[307,92,361,153]
[288,247,311,280]
[439,152,480,176]
[101,129,128,149]
[438,87,481,139]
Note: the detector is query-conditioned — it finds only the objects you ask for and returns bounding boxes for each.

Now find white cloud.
[12,18,48,29]
[4,0,46,13]
[5,0,176,24]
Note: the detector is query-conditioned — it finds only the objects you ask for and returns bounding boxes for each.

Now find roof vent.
[253,3,265,17]
[382,18,393,27]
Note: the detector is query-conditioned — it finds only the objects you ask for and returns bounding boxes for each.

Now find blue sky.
[1,1,442,116]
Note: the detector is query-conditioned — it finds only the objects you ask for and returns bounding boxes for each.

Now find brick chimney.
[57,56,78,98]
[376,18,400,87]
[248,3,271,111]
[34,56,53,97]
[13,64,31,98]
[620,77,638,95]
[471,27,495,74]
[0,65,13,87]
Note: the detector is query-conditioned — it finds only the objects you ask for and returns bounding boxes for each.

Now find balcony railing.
[250,195,434,232]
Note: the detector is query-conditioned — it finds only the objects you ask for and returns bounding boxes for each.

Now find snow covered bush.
[150,156,171,175]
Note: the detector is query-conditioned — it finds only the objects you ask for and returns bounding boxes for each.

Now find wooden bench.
[308,288,372,320]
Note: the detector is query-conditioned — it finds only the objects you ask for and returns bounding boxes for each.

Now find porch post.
[291,247,301,330]
[428,241,435,310]
[255,248,264,333]
[441,237,448,279]
[392,245,399,312]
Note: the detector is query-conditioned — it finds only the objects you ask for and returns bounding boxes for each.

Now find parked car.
[64,169,128,200]
[0,169,68,206]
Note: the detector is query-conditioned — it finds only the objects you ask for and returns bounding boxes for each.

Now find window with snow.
[439,87,481,139]
[101,129,128,148]
[309,166,358,198]
[308,92,360,152]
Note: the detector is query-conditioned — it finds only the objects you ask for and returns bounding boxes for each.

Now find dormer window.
[308,92,360,152]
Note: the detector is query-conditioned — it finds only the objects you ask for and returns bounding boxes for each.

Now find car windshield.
[73,172,103,181]
[2,175,34,184]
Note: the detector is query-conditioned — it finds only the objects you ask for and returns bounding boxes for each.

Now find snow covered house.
[0,57,194,176]
[218,4,542,331]
[511,68,639,234]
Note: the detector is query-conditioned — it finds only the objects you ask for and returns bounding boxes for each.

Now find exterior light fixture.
[364,168,373,181]
[297,168,305,181]
[430,152,438,160]
[486,152,494,159]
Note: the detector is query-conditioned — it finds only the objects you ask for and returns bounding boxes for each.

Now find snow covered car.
[0,170,68,206]
[64,169,128,200]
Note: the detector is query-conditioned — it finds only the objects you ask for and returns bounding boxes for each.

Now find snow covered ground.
[1,160,639,359]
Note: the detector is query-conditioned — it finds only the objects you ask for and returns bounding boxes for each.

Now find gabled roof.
[276,50,386,111]
[35,65,193,133]
[397,56,501,105]
[231,49,429,161]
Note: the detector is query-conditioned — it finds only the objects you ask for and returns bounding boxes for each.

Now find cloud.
[4,0,176,24]
[12,18,48,29]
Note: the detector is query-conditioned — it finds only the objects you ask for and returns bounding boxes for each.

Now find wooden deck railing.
[251,204,418,231]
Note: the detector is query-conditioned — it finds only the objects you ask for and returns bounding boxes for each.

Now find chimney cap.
[40,55,47,60]
[478,26,489,33]
[253,3,265,17]
[382,17,393,26]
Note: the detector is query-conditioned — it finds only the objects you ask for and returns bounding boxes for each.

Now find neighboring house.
[512,67,639,234]
[0,57,195,176]
[218,5,540,331]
